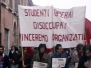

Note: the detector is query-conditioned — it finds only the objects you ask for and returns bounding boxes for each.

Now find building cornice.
[0,1,18,17]
[1,1,7,8]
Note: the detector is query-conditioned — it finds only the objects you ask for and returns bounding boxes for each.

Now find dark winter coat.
[31,53,51,68]
[18,53,31,68]
[78,55,87,68]
[9,50,19,65]
[3,55,10,68]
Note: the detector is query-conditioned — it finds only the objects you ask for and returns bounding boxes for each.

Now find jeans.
[11,64,19,68]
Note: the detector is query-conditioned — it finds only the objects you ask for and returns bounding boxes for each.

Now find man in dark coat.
[0,45,10,68]
[51,44,68,68]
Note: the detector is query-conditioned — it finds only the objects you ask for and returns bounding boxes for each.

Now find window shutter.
[9,0,12,8]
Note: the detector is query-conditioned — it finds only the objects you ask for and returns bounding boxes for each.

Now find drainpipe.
[0,1,1,45]
[17,16,19,48]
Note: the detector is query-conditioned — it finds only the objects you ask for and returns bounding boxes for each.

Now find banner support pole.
[51,5,55,53]
[84,30,87,45]
[22,47,24,66]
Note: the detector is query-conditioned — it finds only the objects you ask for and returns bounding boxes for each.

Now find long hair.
[38,44,47,52]
[55,44,62,52]
[76,43,83,52]
[84,44,91,53]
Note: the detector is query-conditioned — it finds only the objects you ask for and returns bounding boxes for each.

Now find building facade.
[0,0,33,54]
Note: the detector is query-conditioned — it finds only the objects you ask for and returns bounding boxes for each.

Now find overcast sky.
[33,0,91,21]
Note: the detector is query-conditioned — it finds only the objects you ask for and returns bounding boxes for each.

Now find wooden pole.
[21,47,24,66]
[51,5,55,53]
[84,18,88,45]
[84,30,87,45]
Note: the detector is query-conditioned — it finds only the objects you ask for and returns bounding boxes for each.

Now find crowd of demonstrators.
[0,43,91,68]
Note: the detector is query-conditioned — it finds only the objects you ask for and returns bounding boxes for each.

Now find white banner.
[52,58,66,68]
[18,5,86,48]
[33,61,48,68]
[53,7,86,48]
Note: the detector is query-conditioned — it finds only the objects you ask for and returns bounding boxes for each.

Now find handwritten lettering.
[52,34,84,42]
[33,22,67,30]
[54,9,73,18]
[24,9,49,17]
[20,34,48,42]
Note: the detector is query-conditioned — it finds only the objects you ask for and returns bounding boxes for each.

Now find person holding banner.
[18,47,31,68]
[31,44,51,68]
[51,44,68,68]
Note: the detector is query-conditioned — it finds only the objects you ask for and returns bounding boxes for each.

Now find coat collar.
[3,54,5,57]
[36,53,47,61]
[0,54,5,57]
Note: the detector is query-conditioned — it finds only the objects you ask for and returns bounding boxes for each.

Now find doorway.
[4,28,9,55]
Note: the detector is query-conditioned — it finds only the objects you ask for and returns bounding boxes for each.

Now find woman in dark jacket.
[9,46,19,68]
[31,44,51,68]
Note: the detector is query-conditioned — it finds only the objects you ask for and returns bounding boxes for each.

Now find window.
[23,0,25,5]
[28,0,34,6]
[23,0,28,6]
[18,0,20,5]
[15,0,18,12]
[14,22,17,34]
[13,22,18,47]
[4,28,9,55]
[3,0,6,2]
[9,0,12,8]
[20,0,23,5]
[15,0,20,12]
